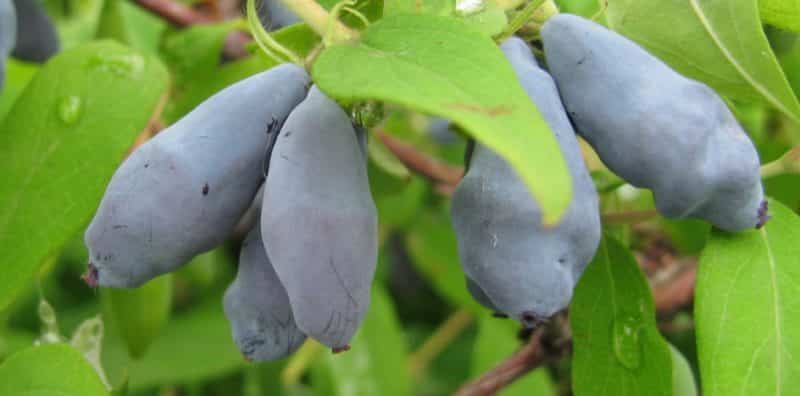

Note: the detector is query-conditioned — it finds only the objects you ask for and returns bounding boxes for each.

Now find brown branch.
[454,256,697,396]
[455,329,547,396]
[133,0,252,59]
[134,0,215,26]
[653,264,697,316]
[375,129,464,186]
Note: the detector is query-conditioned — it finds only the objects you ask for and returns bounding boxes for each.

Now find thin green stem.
[342,6,370,28]
[246,0,303,64]
[761,147,800,178]
[277,0,357,44]
[281,339,324,386]
[494,0,547,42]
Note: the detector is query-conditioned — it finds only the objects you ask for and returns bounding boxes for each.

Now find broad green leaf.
[0,329,36,362]
[695,199,800,395]
[313,286,411,396]
[570,236,673,396]
[470,317,556,396]
[102,296,245,390]
[555,0,602,18]
[96,0,167,55]
[0,59,38,121]
[313,14,572,224]
[160,23,237,123]
[760,0,800,33]
[780,41,800,98]
[406,210,484,313]
[0,41,169,311]
[606,0,800,122]
[162,23,318,123]
[101,274,172,359]
[460,3,509,37]
[43,0,106,49]
[0,343,109,396]
[96,0,130,44]
[670,345,698,396]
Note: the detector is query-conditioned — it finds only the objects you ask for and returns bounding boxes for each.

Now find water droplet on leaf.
[87,52,144,78]
[612,315,642,369]
[57,96,83,125]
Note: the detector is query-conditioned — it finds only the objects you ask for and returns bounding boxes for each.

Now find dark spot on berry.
[492,312,509,318]
[202,183,209,196]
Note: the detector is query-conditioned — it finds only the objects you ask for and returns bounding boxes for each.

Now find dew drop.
[612,315,642,370]
[57,96,83,125]
[86,52,144,78]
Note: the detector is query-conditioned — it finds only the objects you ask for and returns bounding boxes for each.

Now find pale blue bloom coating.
[542,14,765,232]
[451,37,601,327]
[261,86,378,350]
[85,64,310,288]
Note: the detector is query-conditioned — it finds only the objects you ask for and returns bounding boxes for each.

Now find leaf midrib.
[687,0,797,121]
[761,228,783,395]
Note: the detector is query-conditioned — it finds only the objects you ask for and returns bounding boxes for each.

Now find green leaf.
[0,59,39,122]
[460,3,509,37]
[96,0,131,45]
[162,23,318,123]
[470,317,556,396]
[555,0,602,18]
[383,0,455,16]
[606,0,800,122]
[570,236,673,396]
[0,329,37,362]
[43,0,106,49]
[760,0,800,33]
[695,198,800,395]
[406,209,485,313]
[96,0,167,55]
[0,41,169,311]
[670,345,698,396]
[313,286,411,396]
[780,41,800,99]
[101,274,172,359]
[160,23,237,123]
[0,343,109,396]
[102,295,244,390]
[313,14,572,224]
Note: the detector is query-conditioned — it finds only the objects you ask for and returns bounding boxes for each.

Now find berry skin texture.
[0,0,15,91]
[261,86,378,351]
[224,223,307,362]
[11,0,59,62]
[541,14,766,232]
[84,64,310,288]
[451,37,601,326]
